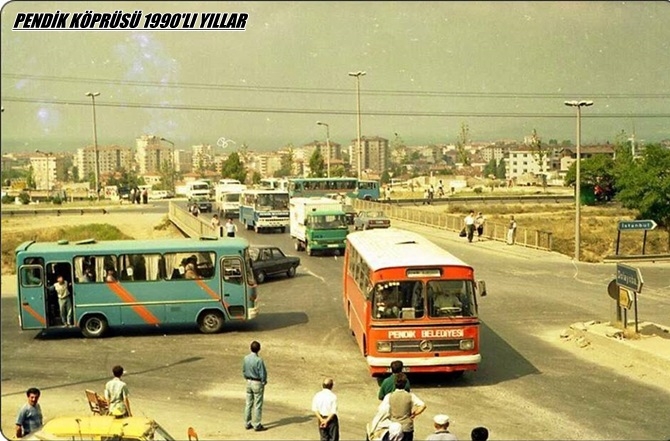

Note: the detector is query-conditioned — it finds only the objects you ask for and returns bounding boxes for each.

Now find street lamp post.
[564,100,594,262]
[348,71,366,179]
[160,137,176,194]
[35,149,53,199]
[85,92,101,201]
[316,121,331,178]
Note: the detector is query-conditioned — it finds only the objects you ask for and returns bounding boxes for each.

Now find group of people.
[241,342,488,441]
[210,214,238,237]
[462,211,486,243]
[15,365,131,438]
[128,187,148,205]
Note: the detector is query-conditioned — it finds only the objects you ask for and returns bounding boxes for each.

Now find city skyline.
[2,1,669,153]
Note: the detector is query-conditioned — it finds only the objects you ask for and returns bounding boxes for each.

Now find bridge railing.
[353,200,553,251]
[169,201,222,238]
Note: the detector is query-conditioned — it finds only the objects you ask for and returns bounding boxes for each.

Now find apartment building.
[135,135,171,174]
[349,136,389,174]
[75,145,133,181]
[30,153,67,190]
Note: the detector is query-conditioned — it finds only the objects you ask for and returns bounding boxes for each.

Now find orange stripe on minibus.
[106,282,160,325]
[21,304,46,326]
[195,279,230,308]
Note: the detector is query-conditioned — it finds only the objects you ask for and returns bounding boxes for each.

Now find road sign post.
[615,263,643,333]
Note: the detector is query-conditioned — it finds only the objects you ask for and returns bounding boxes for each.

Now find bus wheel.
[254,224,261,233]
[81,315,108,338]
[256,271,267,284]
[281,227,286,233]
[306,244,314,256]
[198,310,224,334]
[295,241,303,252]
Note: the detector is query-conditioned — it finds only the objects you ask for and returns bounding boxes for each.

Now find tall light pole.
[35,149,53,198]
[348,71,366,179]
[85,92,101,201]
[564,100,594,262]
[160,137,176,193]
[316,121,331,178]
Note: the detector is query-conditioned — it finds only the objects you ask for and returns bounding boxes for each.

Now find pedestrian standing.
[142,188,148,204]
[470,427,489,441]
[380,373,426,441]
[50,275,73,326]
[243,340,267,432]
[423,189,429,205]
[426,414,458,440]
[428,185,435,204]
[464,211,476,243]
[378,360,411,400]
[475,212,485,239]
[191,204,200,217]
[311,378,339,441]
[225,218,238,238]
[104,365,132,418]
[210,214,221,235]
[506,215,517,245]
[15,387,43,439]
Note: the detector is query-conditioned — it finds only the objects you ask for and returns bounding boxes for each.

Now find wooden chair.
[188,427,198,441]
[85,389,109,416]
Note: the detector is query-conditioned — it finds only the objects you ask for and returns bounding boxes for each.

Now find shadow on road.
[265,413,313,429]
[408,321,540,390]
[238,311,309,332]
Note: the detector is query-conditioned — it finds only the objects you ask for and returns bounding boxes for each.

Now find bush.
[18,192,30,205]
[473,187,483,194]
[52,196,63,205]
[1,195,14,204]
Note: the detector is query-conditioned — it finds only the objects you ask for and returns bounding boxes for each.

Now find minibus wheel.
[198,310,224,334]
[81,315,108,338]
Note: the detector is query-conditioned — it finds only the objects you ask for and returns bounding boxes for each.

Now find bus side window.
[223,258,243,284]
[21,266,42,287]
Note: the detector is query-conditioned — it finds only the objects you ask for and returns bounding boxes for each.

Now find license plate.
[327,244,339,248]
[386,367,410,373]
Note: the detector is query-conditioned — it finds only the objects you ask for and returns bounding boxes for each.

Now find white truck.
[289,197,349,256]
[214,183,247,219]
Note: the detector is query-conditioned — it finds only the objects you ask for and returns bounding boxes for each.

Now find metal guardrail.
[168,201,223,238]
[383,194,574,206]
[353,200,554,251]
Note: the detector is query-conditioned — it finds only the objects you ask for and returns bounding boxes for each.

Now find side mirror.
[477,281,487,297]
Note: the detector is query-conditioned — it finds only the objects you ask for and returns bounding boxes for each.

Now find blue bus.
[15,237,258,338]
[239,189,290,233]
[288,177,380,201]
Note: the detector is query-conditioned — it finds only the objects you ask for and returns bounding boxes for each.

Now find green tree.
[564,154,616,191]
[495,159,507,180]
[330,165,346,177]
[455,122,470,165]
[26,166,36,189]
[274,145,294,178]
[614,144,670,246]
[308,148,326,178]
[220,152,247,183]
[380,170,391,184]
[251,171,261,185]
[483,159,497,178]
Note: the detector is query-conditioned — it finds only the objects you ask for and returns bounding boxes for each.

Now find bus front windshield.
[224,193,240,202]
[255,193,289,211]
[308,214,348,229]
[372,280,476,320]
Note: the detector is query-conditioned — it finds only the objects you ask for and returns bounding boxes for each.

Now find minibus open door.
[17,265,48,330]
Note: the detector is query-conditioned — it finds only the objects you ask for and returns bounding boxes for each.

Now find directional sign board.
[619,288,634,310]
[616,263,644,292]
[618,219,658,231]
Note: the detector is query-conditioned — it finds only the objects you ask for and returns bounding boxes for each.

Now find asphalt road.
[1,209,669,440]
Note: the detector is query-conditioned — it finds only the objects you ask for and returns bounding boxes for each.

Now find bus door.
[18,264,47,330]
[220,256,247,319]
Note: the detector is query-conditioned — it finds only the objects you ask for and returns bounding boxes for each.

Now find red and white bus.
[343,227,487,376]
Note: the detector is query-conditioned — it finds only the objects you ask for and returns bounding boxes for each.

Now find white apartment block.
[255,153,284,178]
[76,145,132,181]
[30,154,66,190]
[192,144,215,171]
[136,135,170,174]
[505,148,552,180]
[480,145,506,163]
[174,149,193,173]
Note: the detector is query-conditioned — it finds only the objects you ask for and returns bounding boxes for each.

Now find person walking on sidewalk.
[506,216,517,245]
[475,212,485,240]
[243,340,268,432]
[225,218,238,238]
[464,211,476,243]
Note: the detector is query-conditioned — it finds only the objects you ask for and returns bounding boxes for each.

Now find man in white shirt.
[51,275,73,326]
[426,414,458,440]
[225,218,238,238]
[463,211,476,243]
[311,377,339,441]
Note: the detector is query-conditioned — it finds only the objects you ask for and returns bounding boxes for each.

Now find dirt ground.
[2,210,669,440]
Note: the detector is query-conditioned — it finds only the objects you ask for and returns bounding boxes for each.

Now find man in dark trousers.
[311,377,339,441]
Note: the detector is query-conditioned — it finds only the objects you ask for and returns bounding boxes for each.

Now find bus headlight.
[377,341,392,353]
[459,339,474,350]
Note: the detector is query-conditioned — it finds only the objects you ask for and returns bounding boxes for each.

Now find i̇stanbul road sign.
[618,219,658,231]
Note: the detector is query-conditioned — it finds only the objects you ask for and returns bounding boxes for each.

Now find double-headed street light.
[316,121,331,178]
[564,100,594,262]
[348,71,366,179]
[85,92,101,201]
[160,137,176,193]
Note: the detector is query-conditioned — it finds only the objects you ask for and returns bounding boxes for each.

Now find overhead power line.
[3,96,669,118]
[2,73,670,99]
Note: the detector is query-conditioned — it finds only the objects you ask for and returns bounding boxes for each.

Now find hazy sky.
[1,1,669,153]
